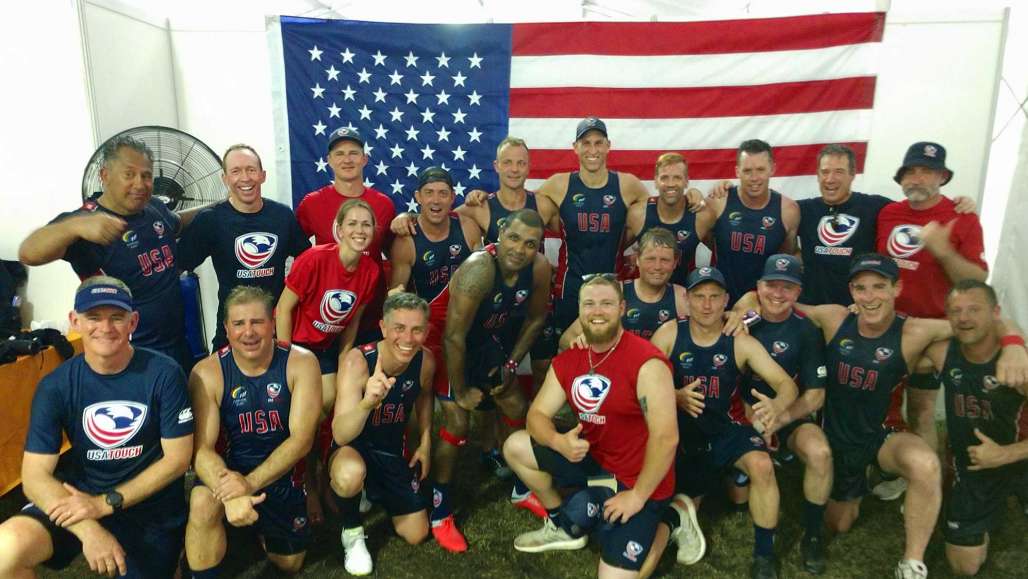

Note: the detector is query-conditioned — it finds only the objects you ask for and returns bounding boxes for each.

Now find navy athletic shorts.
[944,464,1026,547]
[351,441,426,517]
[533,444,669,571]
[18,502,185,579]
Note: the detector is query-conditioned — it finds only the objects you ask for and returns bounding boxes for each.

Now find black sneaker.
[801,534,826,574]
[751,555,778,579]
[480,448,513,480]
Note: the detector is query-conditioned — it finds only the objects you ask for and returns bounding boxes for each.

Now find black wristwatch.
[104,490,124,512]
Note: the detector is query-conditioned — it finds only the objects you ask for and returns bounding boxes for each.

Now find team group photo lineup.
[2,9,1027,579]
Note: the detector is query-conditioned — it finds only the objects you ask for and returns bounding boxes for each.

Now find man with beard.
[178,145,310,350]
[184,286,321,576]
[328,292,437,575]
[701,140,800,307]
[624,153,713,285]
[503,274,679,579]
[911,280,1028,576]
[429,209,552,552]
[650,266,798,579]
[877,142,988,455]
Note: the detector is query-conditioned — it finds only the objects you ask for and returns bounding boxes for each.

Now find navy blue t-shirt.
[25,348,194,513]
[743,311,826,404]
[54,199,185,358]
[797,192,891,305]
[669,319,744,437]
[177,199,310,346]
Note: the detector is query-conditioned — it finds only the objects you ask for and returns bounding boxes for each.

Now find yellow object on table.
[0,332,82,496]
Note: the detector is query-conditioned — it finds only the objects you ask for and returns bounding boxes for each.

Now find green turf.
[3,419,1026,578]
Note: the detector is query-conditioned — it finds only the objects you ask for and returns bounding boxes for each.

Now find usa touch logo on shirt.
[235,233,279,269]
[82,401,148,461]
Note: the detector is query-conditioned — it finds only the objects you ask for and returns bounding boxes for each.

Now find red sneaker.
[512,492,548,519]
[431,515,468,553]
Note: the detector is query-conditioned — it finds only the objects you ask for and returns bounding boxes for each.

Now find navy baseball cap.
[760,254,803,285]
[575,117,608,141]
[560,486,614,537]
[74,283,134,312]
[893,141,953,185]
[417,166,453,190]
[848,253,899,282]
[686,266,727,291]
[327,126,365,151]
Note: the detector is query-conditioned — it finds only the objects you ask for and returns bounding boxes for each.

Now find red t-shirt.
[284,244,381,351]
[295,184,396,262]
[551,331,675,500]
[876,196,987,318]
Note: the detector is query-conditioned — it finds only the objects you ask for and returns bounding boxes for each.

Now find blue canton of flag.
[280,17,512,213]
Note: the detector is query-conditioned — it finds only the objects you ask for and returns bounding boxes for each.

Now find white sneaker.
[341,526,373,576]
[895,559,928,579]
[670,494,706,565]
[513,517,588,553]
[873,477,908,501]
[359,489,372,514]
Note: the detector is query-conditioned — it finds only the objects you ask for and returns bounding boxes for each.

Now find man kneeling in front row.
[504,274,679,578]
[185,286,322,576]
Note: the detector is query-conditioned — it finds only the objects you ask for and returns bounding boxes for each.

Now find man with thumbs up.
[910,280,1028,577]
[329,292,436,576]
[503,274,679,578]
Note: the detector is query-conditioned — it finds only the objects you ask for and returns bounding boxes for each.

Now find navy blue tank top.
[640,198,701,286]
[355,342,424,456]
[670,319,744,436]
[410,215,472,302]
[712,188,786,305]
[556,172,627,299]
[485,191,538,244]
[219,343,297,488]
[823,313,908,449]
[467,244,535,351]
[623,280,677,340]
[942,339,1027,474]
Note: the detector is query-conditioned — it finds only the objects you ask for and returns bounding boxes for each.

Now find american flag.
[273,13,884,211]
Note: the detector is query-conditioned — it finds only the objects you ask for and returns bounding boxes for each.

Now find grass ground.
[3,417,1027,578]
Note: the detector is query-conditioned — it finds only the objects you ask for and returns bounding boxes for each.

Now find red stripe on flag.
[512,13,885,56]
[510,77,876,119]
[525,143,868,181]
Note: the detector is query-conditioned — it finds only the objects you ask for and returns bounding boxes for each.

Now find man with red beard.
[504,274,678,579]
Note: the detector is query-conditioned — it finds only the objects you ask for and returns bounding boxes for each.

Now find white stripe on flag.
[510,44,880,89]
[509,109,874,150]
